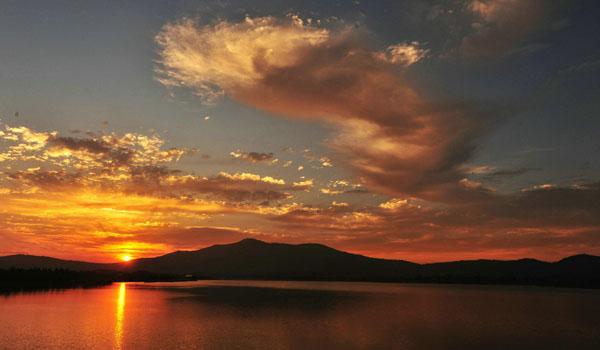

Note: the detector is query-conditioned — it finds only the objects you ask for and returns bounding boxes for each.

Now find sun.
[121,254,132,262]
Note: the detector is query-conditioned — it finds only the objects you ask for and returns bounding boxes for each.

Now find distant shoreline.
[3,268,600,294]
[0,268,194,294]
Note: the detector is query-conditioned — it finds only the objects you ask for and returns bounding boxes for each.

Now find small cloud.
[320,156,333,167]
[320,179,365,195]
[485,167,541,179]
[459,178,484,190]
[467,165,495,175]
[379,198,408,210]
[320,188,343,195]
[374,41,429,66]
[292,179,313,191]
[230,150,276,163]
[523,183,556,192]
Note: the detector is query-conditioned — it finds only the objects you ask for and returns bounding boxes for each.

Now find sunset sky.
[1,0,599,263]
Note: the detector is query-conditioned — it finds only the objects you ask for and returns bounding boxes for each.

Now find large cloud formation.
[155,16,490,202]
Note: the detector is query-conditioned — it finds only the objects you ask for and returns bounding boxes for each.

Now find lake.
[1,281,599,349]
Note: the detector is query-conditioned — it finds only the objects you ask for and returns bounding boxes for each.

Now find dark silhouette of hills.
[0,254,104,271]
[123,238,419,281]
[2,239,600,288]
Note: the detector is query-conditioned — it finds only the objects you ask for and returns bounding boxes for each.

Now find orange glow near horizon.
[121,255,132,262]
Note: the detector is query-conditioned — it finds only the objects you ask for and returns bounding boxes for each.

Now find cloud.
[156,16,492,202]
[460,0,548,57]
[484,167,541,179]
[0,125,192,172]
[46,135,135,168]
[374,41,429,66]
[8,168,83,190]
[230,149,276,163]
[379,198,409,210]
[291,178,313,191]
[320,179,367,195]
[156,172,291,202]
[155,17,329,104]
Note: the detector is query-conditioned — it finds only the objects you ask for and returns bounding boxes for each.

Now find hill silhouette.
[2,239,600,288]
[124,238,419,280]
[0,254,103,271]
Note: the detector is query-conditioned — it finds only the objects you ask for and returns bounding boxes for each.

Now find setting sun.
[121,255,132,262]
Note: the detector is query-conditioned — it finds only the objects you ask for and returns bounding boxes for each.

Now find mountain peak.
[558,254,600,264]
[235,238,267,245]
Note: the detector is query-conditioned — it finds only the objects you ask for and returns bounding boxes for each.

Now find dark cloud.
[459,0,556,57]
[48,135,113,155]
[9,165,293,203]
[45,132,194,172]
[485,167,541,178]
[231,150,276,163]
[125,168,292,202]
[9,169,82,190]
[47,135,134,168]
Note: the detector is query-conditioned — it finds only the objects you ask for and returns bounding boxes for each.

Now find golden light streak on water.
[114,283,126,350]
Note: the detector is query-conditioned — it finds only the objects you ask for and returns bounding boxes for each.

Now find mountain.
[1,239,600,288]
[0,254,106,271]
[124,238,419,280]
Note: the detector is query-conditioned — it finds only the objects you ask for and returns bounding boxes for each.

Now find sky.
[0,0,599,263]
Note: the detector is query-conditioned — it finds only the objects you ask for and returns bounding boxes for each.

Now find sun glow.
[121,255,132,262]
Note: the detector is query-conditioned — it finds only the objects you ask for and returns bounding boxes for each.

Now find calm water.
[1,281,600,349]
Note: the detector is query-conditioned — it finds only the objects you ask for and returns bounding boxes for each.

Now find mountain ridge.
[1,239,599,288]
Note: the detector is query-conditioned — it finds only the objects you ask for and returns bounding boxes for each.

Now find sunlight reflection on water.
[114,283,126,350]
